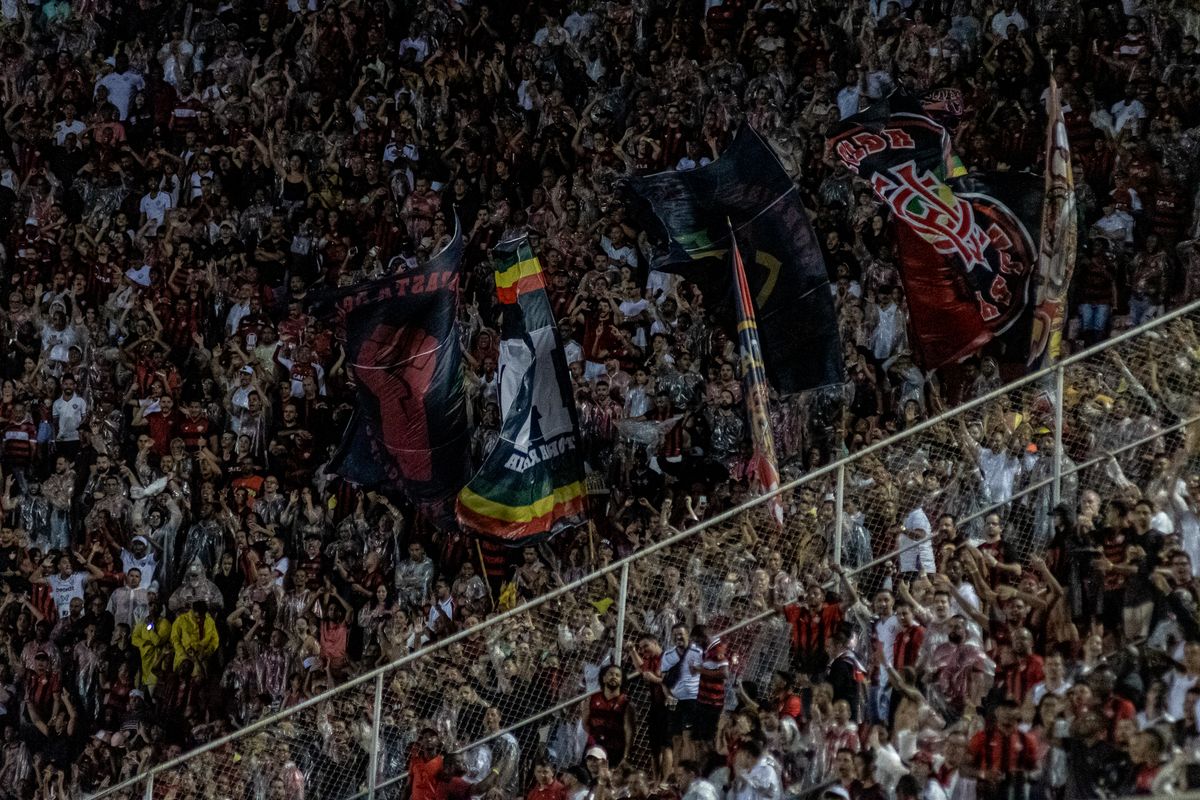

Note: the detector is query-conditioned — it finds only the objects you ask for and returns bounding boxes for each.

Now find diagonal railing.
[92,299,1200,800]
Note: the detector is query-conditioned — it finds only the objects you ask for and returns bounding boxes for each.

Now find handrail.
[90,299,1200,799]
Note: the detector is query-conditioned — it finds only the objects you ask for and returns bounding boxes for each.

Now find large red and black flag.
[313,218,471,529]
[628,125,843,394]
[829,92,1040,369]
[456,237,587,544]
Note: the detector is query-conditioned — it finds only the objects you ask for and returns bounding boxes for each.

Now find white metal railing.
[94,298,1200,800]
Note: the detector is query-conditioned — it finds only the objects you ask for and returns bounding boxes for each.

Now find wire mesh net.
[90,305,1200,800]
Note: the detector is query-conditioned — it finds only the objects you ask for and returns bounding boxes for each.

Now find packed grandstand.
[0,0,1197,798]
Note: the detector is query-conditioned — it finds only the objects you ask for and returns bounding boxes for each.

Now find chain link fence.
[89,301,1200,800]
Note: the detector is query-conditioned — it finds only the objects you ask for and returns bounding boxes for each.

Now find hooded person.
[168,559,224,613]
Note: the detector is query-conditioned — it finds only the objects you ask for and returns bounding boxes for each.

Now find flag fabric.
[628,125,843,394]
[316,219,470,529]
[731,232,784,526]
[456,237,587,544]
[829,92,1038,369]
[1028,77,1078,368]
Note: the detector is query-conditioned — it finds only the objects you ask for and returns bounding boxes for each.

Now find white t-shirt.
[837,85,863,119]
[1030,679,1072,706]
[139,191,173,228]
[875,614,901,675]
[1167,670,1199,719]
[53,119,86,145]
[730,757,781,800]
[52,394,87,441]
[661,643,702,700]
[47,572,87,617]
[990,9,1028,37]
[121,549,158,589]
[95,70,145,120]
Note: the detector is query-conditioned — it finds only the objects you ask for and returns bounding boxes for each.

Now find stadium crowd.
[0,0,1195,797]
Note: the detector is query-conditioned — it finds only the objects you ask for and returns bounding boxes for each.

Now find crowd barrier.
[91,300,1200,800]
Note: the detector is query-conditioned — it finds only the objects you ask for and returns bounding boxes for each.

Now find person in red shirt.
[176,397,213,452]
[998,627,1044,702]
[408,728,444,800]
[1130,729,1166,795]
[1091,666,1136,742]
[630,635,672,779]
[526,759,567,800]
[968,701,1038,800]
[437,752,502,800]
[139,393,182,455]
[2,398,37,489]
[583,664,634,767]
[892,602,925,671]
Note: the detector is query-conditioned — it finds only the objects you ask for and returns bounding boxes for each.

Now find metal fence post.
[834,463,845,568]
[614,563,630,667]
[1053,363,1065,506]
[368,672,384,799]
[142,775,154,800]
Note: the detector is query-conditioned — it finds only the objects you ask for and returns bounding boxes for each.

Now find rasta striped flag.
[732,230,783,526]
[456,237,587,543]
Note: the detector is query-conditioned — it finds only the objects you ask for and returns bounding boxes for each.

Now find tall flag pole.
[731,222,783,526]
[1029,75,1078,368]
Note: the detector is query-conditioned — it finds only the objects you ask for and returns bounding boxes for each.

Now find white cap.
[585,746,607,761]
[904,507,931,533]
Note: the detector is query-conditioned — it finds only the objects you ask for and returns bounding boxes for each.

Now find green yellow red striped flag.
[456,237,586,542]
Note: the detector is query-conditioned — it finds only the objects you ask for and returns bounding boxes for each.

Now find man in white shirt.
[730,739,781,800]
[600,224,637,269]
[660,623,703,755]
[963,427,1023,504]
[564,4,597,40]
[52,104,86,145]
[1165,641,1200,718]
[139,178,174,230]
[836,69,864,119]
[120,536,158,589]
[677,761,720,800]
[106,569,151,628]
[398,23,430,65]
[1110,87,1147,135]
[44,554,101,618]
[989,0,1028,38]
[1093,200,1136,245]
[1029,652,1073,706]
[157,27,195,87]
[52,375,87,459]
[93,53,145,120]
[224,283,254,335]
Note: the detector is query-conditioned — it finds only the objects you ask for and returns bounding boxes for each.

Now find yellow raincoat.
[169,611,219,676]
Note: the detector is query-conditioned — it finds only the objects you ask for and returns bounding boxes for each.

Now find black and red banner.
[628,125,843,394]
[830,92,1040,369]
[314,220,471,529]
